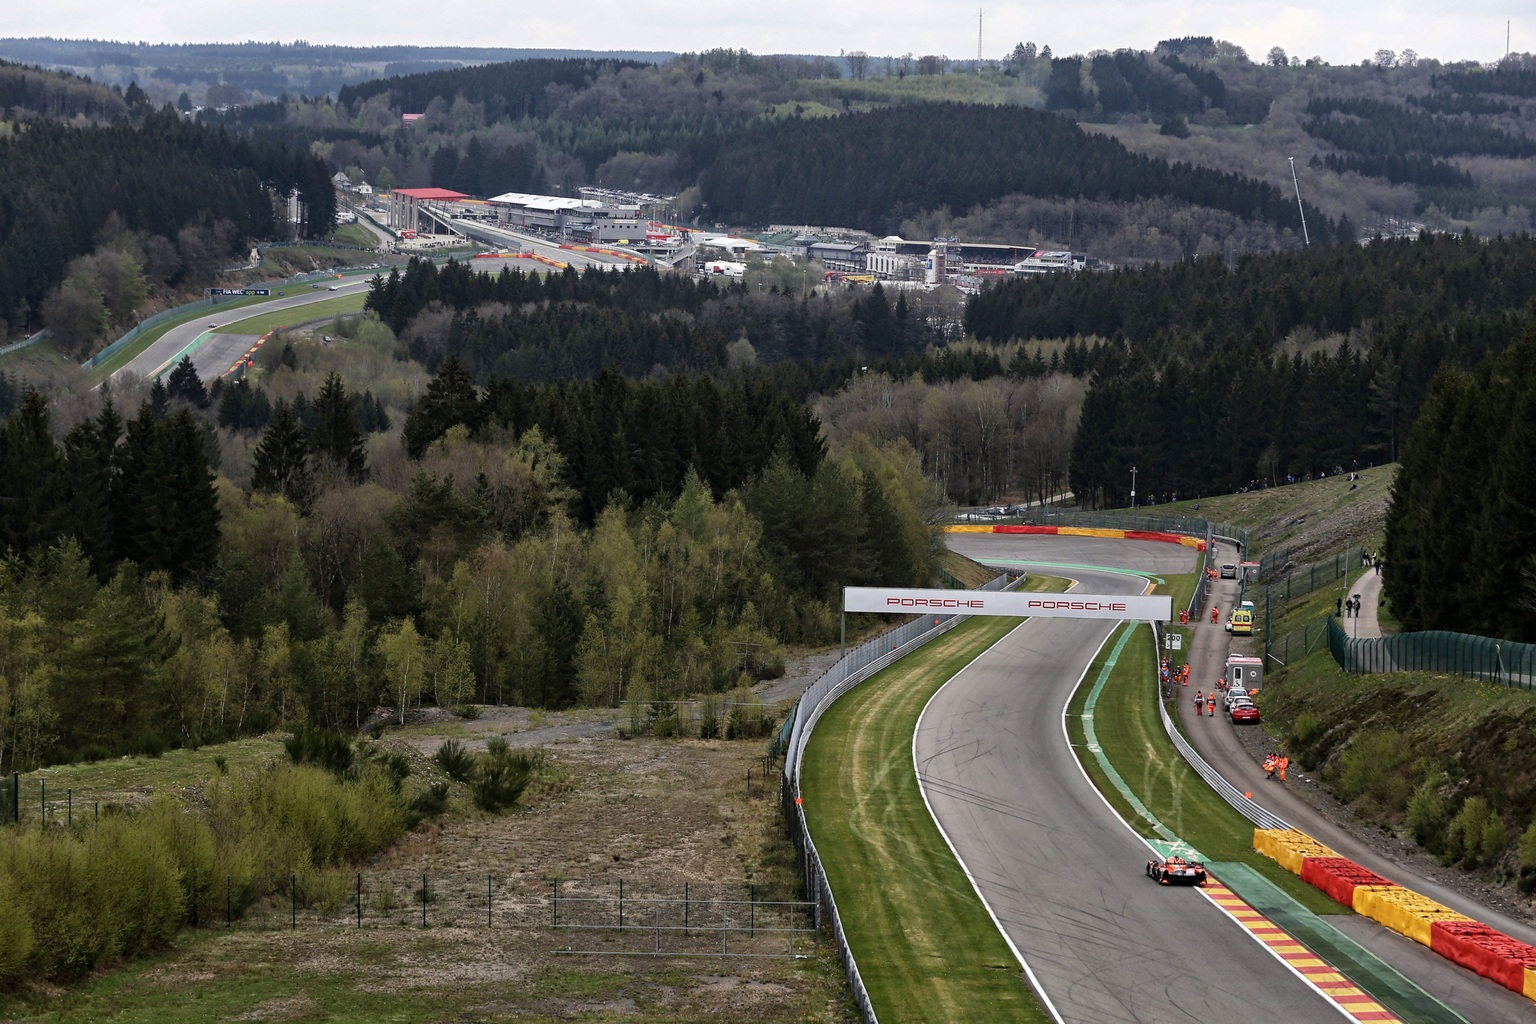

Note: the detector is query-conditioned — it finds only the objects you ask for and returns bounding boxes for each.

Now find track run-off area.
[798,534,1527,1024]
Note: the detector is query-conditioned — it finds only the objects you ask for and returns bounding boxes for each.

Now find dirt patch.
[232,995,321,1021]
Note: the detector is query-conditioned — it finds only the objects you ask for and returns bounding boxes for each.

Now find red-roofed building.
[389,187,469,233]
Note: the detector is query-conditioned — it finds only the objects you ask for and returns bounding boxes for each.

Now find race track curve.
[925,534,1361,1024]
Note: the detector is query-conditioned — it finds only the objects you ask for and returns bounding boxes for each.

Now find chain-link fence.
[0,773,15,825]
[1263,616,1333,667]
[1253,546,1368,608]
[1328,617,1536,688]
[1031,507,1249,555]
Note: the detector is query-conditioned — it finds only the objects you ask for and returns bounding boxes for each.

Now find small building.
[805,241,866,273]
[401,113,425,126]
[1225,655,1263,692]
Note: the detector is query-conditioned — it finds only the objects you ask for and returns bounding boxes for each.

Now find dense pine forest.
[1384,321,1536,642]
[696,102,1338,240]
[0,104,335,342]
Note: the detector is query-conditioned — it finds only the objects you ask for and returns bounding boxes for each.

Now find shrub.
[408,781,451,823]
[0,879,35,987]
[1482,813,1509,871]
[458,705,482,721]
[472,747,542,813]
[212,754,229,775]
[284,725,355,776]
[1407,779,1446,850]
[433,739,475,782]
[1518,818,1536,891]
[699,696,722,740]
[725,685,774,740]
[1332,730,1410,807]
[1445,796,1493,867]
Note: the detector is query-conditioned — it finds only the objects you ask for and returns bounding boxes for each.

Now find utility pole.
[1288,157,1311,246]
[978,9,983,63]
[1130,466,1138,509]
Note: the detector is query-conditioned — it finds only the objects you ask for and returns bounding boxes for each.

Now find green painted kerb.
[1077,622,1201,861]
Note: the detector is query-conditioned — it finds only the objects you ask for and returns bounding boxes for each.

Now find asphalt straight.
[929,535,1348,1024]
[1187,545,1536,1023]
[112,276,375,384]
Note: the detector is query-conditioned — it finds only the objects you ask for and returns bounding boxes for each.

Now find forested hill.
[697,102,1335,240]
[967,231,1536,355]
[337,58,651,119]
[0,58,126,119]
[1058,233,1536,506]
[0,106,336,346]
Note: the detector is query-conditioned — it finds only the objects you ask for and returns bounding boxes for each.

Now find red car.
[1230,700,1262,724]
[1146,855,1207,886]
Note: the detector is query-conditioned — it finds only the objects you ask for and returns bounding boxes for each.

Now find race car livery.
[1146,855,1208,886]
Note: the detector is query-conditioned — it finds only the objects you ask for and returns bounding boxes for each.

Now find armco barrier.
[1152,622,1290,832]
[782,572,1016,1024]
[948,523,1206,551]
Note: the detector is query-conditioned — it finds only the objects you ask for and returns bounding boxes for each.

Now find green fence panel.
[1327,617,1536,690]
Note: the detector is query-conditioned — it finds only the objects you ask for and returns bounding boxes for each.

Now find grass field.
[214,293,368,336]
[800,576,1069,1024]
[1064,617,1342,915]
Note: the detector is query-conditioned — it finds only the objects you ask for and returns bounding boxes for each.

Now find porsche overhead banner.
[842,587,1172,621]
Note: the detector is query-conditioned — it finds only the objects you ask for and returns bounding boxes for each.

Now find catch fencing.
[780,571,1017,1024]
[1328,618,1536,689]
[1264,617,1333,667]
[1254,546,1368,608]
[1032,506,1249,556]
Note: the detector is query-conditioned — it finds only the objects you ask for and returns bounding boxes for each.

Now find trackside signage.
[842,587,1172,621]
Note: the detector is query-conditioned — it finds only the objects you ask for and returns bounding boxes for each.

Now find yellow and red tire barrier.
[943,523,1206,551]
[1255,827,1536,1002]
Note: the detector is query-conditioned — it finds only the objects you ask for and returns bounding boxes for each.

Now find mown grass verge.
[800,577,1067,1024]
[1065,611,1342,915]
[212,292,368,337]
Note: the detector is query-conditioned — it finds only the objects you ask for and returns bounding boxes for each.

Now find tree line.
[0,107,336,341]
[697,102,1336,241]
[965,232,1536,360]
[336,57,651,120]
[1383,316,1536,641]
[1304,96,1536,159]
[366,259,951,379]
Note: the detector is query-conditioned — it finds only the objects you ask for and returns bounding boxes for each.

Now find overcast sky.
[7,1,1526,67]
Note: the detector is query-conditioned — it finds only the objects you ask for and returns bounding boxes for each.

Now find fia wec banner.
[843,587,1172,621]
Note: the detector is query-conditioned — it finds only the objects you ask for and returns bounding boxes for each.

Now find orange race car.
[1145,855,1208,886]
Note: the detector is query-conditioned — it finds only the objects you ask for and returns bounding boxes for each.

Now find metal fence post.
[422,871,428,928]
[619,878,624,931]
[357,873,362,927]
[487,873,492,928]
[291,873,297,928]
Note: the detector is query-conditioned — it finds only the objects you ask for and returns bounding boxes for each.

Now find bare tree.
[844,50,870,81]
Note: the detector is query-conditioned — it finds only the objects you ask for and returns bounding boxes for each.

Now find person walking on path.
[1336,596,1343,617]
[1194,691,1204,717]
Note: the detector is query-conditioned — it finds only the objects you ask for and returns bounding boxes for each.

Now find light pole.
[1130,466,1138,509]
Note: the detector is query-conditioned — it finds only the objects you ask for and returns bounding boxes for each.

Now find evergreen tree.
[148,377,170,418]
[165,355,209,408]
[310,371,367,482]
[0,389,64,557]
[251,400,315,512]
[402,357,483,457]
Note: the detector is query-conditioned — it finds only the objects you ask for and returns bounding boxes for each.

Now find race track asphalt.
[926,535,1349,1024]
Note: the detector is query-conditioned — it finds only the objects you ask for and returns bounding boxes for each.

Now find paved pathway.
[1345,565,1386,639]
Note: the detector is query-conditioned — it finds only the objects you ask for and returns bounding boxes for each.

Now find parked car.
[1230,700,1261,724]
[1220,563,1238,579]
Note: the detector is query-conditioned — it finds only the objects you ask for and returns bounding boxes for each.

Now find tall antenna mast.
[978,9,983,62]
[1288,156,1311,246]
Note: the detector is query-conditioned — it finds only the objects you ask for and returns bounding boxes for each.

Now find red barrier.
[993,525,1058,535]
[1124,530,1186,544]
[1301,857,1394,907]
[1431,920,1536,993]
